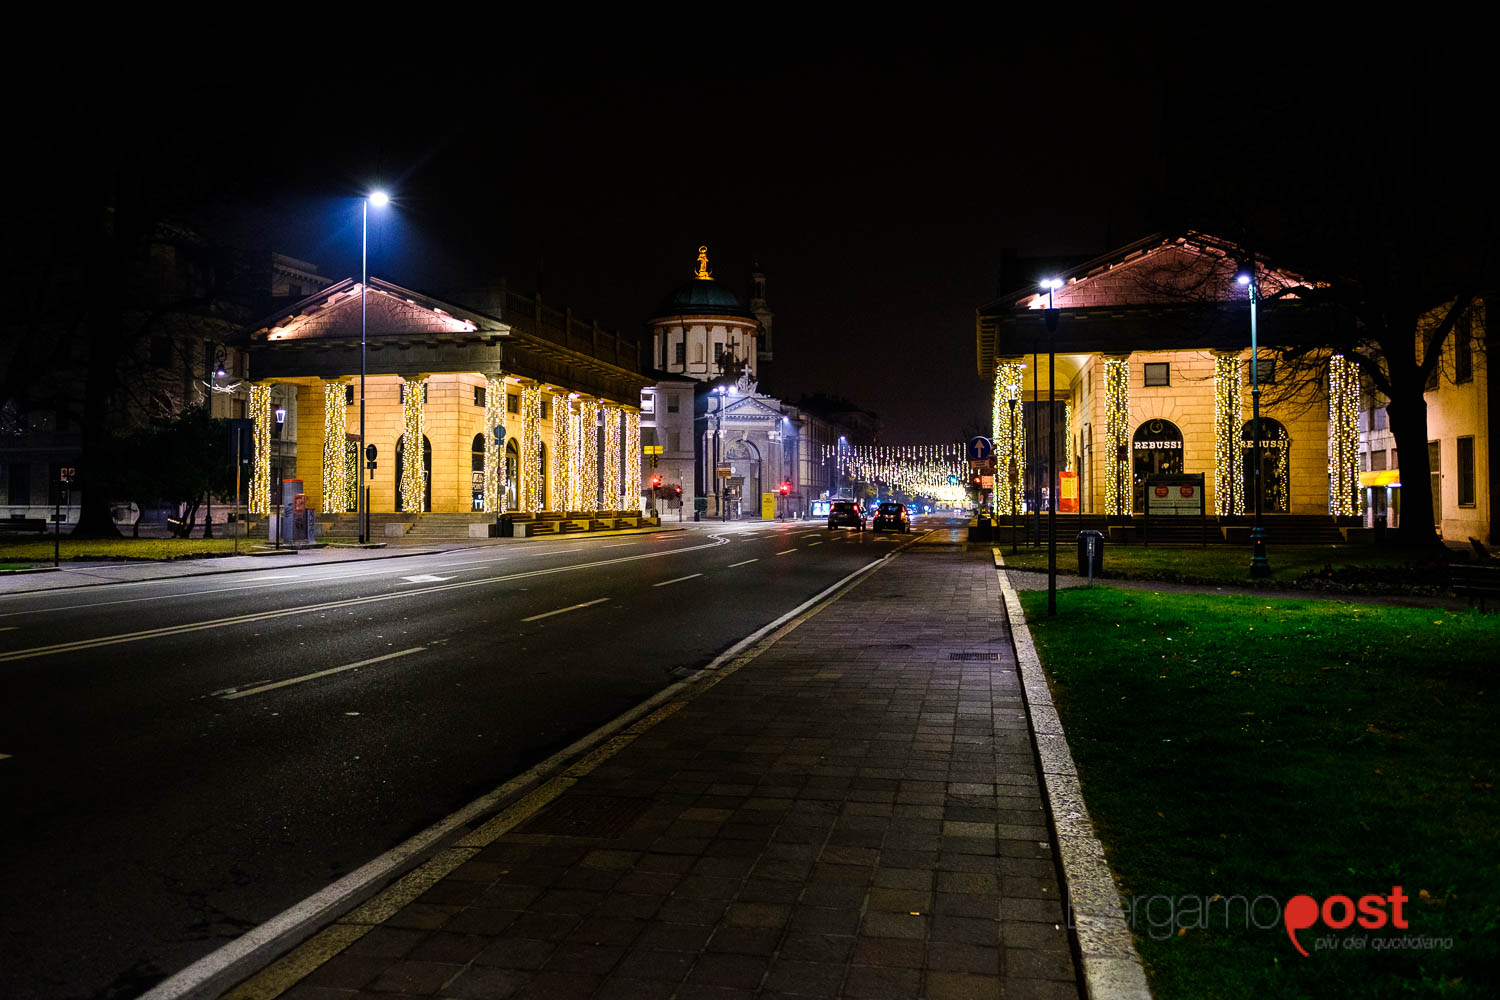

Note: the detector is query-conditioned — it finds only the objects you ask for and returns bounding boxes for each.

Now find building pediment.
[721,395,784,421]
[250,278,508,344]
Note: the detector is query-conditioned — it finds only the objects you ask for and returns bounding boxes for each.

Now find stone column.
[322,380,352,513]
[1213,352,1245,516]
[577,397,600,513]
[1328,355,1362,516]
[551,391,572,513]
[249,382,273,515]
[601,403,621,512]
[624,408,641,511]
[519,381,543,512]
[483,373,507,513]
[401,376,427,513]
[1103,355,1131,517]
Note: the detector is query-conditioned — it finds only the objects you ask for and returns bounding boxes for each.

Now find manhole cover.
[519,794,652,837]
[949,652,1000,661]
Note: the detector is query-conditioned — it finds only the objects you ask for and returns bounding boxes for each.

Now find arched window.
[505,438,519,511]
[1241,418,1291,513]
[1132,419,1184,511]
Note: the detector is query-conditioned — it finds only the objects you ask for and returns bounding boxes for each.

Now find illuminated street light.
[1237,267,1270,577]
[1040,279,1062,614]
[359,189,390,543]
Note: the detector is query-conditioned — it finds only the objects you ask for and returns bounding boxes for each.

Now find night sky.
[13,30,1491,443]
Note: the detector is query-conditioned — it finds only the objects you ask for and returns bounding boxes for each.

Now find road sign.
[493,424,506,443]
[716,464,733,478]
[643,445,664,455]
[948,475,959,485]
[966,436,994,464]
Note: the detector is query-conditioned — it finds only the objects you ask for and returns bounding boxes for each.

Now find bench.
[1,516,49,533]
[1451,564,1500,611]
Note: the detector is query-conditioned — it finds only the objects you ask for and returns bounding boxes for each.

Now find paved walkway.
[227,534,1081,1000]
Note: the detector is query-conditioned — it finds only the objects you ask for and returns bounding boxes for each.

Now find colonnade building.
[242,278,649,524]
[976,233,1364,527]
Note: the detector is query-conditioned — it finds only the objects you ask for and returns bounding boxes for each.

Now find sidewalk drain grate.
[949,652,1000,661]
[520,794,653,838]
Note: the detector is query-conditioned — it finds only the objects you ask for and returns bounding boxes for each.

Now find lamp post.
[1041,278,1063,614]
[359,189,390,544]
[711,385,727,520]
[1007,382,1019,554]
[1237,269,1271,577]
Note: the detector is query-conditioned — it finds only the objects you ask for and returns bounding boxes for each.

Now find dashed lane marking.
[216,648,426,700]
[728,559,758,568]
[520,597,609,622]
[653,573,703,588]
[399,575,452,584]
[807,541,823,546]
[774,549,795,556]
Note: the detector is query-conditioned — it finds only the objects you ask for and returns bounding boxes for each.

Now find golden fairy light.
[322,381,350,513]
[484,375,506,513]
[1104,359,1131,516]
[602,404,621,512]
[521,384,542,512]
[250,383,272,514]
[1214,355,1244,516]
[401,377,426,512]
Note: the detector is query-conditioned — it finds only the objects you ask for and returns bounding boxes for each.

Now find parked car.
[873,502,910,533]
[827,500,865,531]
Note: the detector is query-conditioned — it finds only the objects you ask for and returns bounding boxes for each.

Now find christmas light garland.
[624,410,641,510]
[577,398,600,512]
[1214,355,1244,516]
[551,392,571,512]
[819,442,968,498]
[322,381,350,513]
[602,404,621,512]
[991,363,1026,515]
[521,384,542,512]
[1327,355,1363,516]
[484,375,506,512]
[250,383,271,514]
[401,377,426,512]
[1104,359,1131,516]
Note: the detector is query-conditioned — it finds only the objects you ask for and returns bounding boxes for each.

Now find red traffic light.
[779,482,790,495]
[674,485,682,495]
[651,474,662,488]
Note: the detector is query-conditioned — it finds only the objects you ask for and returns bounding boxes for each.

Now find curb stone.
[994,547,1154,1000]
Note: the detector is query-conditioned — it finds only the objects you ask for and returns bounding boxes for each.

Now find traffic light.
[779,482,790,495]
[674,485,682,496]
[969,471,983,488]
[650,474,662,489]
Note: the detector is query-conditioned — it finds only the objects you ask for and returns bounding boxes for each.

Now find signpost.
[363,445,377,543]
[54,466,75,567]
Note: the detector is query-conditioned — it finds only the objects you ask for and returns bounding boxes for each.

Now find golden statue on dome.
[694,246,714,280]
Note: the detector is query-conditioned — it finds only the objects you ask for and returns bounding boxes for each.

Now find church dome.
[650,245,755,320]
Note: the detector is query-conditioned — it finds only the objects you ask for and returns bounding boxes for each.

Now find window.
[473,385,486,407]
[1143,363,1169,387]
[1458,436,1476,507]
[1258,358,1277,385]
[345,384,354,405]
[1456,311,1474,384]
[507,392,520,414]
[1371,406,1387,431]
[675,342,686,366]
[692,343,703,364]
[667,394,680,413]
[540,400,550,420]
[714,342,723,365]
[1429,441,1442,525]
[398,383,429,405]
[640,393,654,414]
[1371,449,1387,471]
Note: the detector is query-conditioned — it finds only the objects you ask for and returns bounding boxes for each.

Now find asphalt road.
[0,517,932,999]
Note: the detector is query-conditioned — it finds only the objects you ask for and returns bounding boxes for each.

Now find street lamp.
[1237,269,1271,577]
[1041,278,1063,615]
[711,385,728,520]
[359,189,390,544]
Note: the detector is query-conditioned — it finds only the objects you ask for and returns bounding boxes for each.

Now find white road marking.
[0,537,730,664]
[728,559,758,568]
[217,648,425,700]
[797,531,822,538]
[602,543,632,548]
[0,753,11,760]
[808,541,823,546]
[653,573,702,588]
[0,626,15,632]
[775,549,795,556]
[521,597,609,622]
[399,575,453,584]
[831,535,846,541]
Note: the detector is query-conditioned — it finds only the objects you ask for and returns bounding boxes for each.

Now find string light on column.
[577,397,599,513]
[401,377,426,513]
[1104,358,1131,516]
[484,375,506,512]
[602,404,621,512]
[552,392,571,512]
[1327,354,1362,516]
[1214,354,1244,516]
[624,410,641,510]
[521,383,542,512]
[250,383,272,514]
[322,381,350,513]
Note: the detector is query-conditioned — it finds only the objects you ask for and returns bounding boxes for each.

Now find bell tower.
[749,258,774,366]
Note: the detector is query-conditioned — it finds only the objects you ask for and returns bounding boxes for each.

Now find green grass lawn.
[0,537,254,563]
[1021,587,1499,998]
[1002,543,1447,589]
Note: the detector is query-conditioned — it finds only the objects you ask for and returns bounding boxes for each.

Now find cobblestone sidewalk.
[237,534,1081,1000]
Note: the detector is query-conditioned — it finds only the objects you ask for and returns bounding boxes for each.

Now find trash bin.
[1077,530,1104,576]
[968,514,994,543]
[498,514,514,538]
[1373,514,1387,544]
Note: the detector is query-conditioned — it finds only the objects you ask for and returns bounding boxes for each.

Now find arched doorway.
[505,439,519,512]
[1132,419,1184,511]
[393,435,432,512]
[724,438,761,518]
[471,434,486,511]
[1241,418,1290,513]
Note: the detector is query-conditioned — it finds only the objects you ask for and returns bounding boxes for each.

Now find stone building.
[241,277,649,525]
[976,232,1363,524]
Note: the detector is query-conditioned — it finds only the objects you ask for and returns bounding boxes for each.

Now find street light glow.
[1237,273,1251,286]
[368,190,390,208]
[1040,277,1063,290]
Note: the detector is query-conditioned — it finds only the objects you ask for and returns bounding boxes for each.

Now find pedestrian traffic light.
[779,482,790,495]
[674,485,682,496]
[651,474,662,488]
